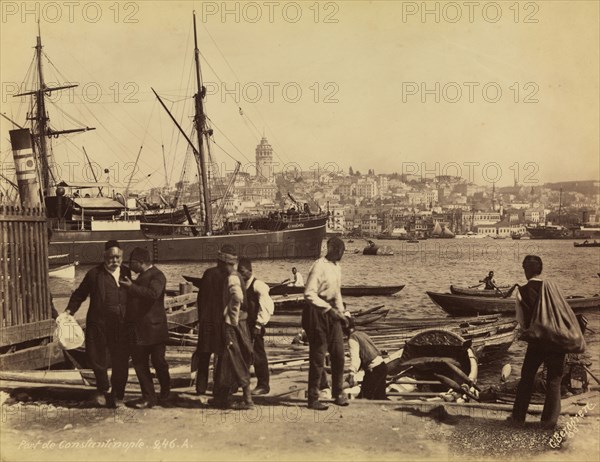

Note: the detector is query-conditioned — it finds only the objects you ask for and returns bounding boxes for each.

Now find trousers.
[512,343,565,425]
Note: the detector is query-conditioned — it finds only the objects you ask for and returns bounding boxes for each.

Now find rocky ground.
[1,370,599,462]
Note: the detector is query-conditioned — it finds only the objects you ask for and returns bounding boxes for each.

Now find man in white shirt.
[238,258,275,395]
[303,237,349,411]
[288,267,304,287]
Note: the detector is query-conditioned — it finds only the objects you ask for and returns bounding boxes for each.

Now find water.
[51,238,600,386]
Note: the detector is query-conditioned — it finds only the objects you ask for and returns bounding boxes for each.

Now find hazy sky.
[1,0,598,191]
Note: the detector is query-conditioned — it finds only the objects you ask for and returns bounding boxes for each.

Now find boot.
[243,385,254,407]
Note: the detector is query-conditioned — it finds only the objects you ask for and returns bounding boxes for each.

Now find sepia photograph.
[0,1,599,460]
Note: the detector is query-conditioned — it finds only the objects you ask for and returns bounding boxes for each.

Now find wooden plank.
[8,222,20,326]
[164,293,197,310]
[0,320,55,347]
[0,214,46,222]
[1,221,10,327]
[0,342,64,370]
[42,221,52,320]
[166,308,198,327]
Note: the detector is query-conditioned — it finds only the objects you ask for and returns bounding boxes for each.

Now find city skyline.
[1,1,598,192]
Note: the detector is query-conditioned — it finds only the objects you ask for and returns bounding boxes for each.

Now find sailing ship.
[526,188,572,239]
[430,221,455,238]
[6,16,327,264]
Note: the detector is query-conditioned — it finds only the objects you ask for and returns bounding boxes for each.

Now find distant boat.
[574,241,600,248]
[363,241,394,255]
[430,222,455,238]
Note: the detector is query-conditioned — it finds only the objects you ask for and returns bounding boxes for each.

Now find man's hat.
[130,247,150,263]
[104,240,120,251]
[217,245,237,265]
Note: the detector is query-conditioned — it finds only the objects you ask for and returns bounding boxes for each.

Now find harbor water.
[50,239,600,387]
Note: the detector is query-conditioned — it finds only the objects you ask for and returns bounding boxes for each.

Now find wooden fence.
[0,205,51,336]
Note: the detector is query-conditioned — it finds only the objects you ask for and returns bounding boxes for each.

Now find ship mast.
[558,188,562,225]
[192,11,213,234]
[14,22,94,197]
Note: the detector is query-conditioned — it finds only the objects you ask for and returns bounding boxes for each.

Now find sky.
[1,0,599,192]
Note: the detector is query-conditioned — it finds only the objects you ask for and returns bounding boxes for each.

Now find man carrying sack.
[508,255,586,429]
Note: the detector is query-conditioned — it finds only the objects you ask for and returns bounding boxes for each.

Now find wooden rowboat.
[449,285,510,297]
[184,274,405,297]
[268,284,405,297]
[427,291,600,317]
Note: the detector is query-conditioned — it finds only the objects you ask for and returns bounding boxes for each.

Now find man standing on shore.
[238,258,275,395]
[194,255,228,395]
[510,255,567,429]
[303,236,349,411]
[212,246,254,409]
[65,240,131,408]
[121,247,170,409]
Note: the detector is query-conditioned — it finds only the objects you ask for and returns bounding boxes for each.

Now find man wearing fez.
[121,247,170,409]
[65,240,131,408]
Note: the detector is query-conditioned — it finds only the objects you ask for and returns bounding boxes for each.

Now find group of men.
[65,241,170,409]
[194,247,274,409]
[66,237,572,428]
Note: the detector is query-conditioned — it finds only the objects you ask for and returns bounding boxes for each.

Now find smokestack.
[10,128,42,208]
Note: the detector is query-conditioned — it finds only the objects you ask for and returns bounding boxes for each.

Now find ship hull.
[50,224,326,264]
[526,226,572,239]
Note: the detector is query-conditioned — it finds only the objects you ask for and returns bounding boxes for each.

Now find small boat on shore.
[427,291,600,317]
[449,285,510,297]
[574,241,600,247]
[48,262,79,279]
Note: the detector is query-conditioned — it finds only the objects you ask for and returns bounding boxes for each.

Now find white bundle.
[53,312,85,350]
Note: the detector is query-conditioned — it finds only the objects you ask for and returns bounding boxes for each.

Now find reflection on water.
[51,239,600,386]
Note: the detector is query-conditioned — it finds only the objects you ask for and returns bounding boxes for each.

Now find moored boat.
[427,291,600,317]
[48,262,78,279]
[7,18,327,265]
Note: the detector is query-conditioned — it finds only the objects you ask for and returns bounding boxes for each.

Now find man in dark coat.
[194,257,228,395]
[121,247,170,409]
[65,240,131,408]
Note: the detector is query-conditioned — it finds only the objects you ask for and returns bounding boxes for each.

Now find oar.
[583,365,600,386]
[354,304,385,317]
[269,279,292,293]
[63,349,92,387]
[469,283,484,289]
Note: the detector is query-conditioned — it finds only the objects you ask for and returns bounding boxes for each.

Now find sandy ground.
[1,369,599,462]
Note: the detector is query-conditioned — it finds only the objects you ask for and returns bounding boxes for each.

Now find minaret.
[255,136,273,182]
